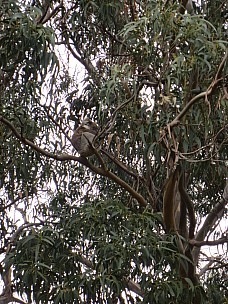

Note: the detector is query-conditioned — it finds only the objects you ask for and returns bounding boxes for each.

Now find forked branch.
[168,51,227,129]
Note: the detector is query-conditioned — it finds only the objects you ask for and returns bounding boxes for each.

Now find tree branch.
[101,149,139,179]
[178,171,196,239]
[97,81,144,140]
[192,181,228,264]
[0,222,42,304]
[36,1,63,24]
[63,25,100,85]
[168,51,228,129]
[73,251,144,297]
[0,294,27,304]
[197,260,215,277]
[0,116,148,208]
[190,236,228,247]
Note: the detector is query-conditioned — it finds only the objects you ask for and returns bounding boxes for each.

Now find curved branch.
[168,51,227,129]
[97,81,144,140]
[39,97,141,181]
[0,294,26,304]
[36,1,63,24]
[62,24,100,85]
[190,236,228,247]
[74,251,144,297]
[0,116,148,208]
[178,173,196,239]
[192,182,228,264]
[100,149,139,179]
[197,257,226,277]
[163,169,179,233]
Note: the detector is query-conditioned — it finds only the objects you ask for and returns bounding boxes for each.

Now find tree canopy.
[0,0,227,303]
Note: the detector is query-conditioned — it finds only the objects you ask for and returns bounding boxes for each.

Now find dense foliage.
[0,1,227,303]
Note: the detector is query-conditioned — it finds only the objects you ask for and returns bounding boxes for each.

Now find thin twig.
[97,81,144,140]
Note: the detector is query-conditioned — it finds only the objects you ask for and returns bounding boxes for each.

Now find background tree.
[0,0,227,303]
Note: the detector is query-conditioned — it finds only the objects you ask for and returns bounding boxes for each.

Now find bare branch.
[198,260,215,277]
[61,23,100,85]
[0,294,27,304]
[192,182,228,264]
[190,236,228,247]
[36,1,63,24]
[1,192,33,211]
[178,172,196,239]
[101,149,139,179]
[127,280,144,297]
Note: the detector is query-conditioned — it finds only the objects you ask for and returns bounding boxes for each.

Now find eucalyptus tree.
[0,1,227,303]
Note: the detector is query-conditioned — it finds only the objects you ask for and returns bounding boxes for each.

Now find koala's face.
[72,118,99,157]
[81,118,99,134]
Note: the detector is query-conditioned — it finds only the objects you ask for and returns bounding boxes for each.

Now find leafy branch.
[0,116,148,208]
[0,222,42,304]
[72,250,144,297]
[168,51,227,129]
